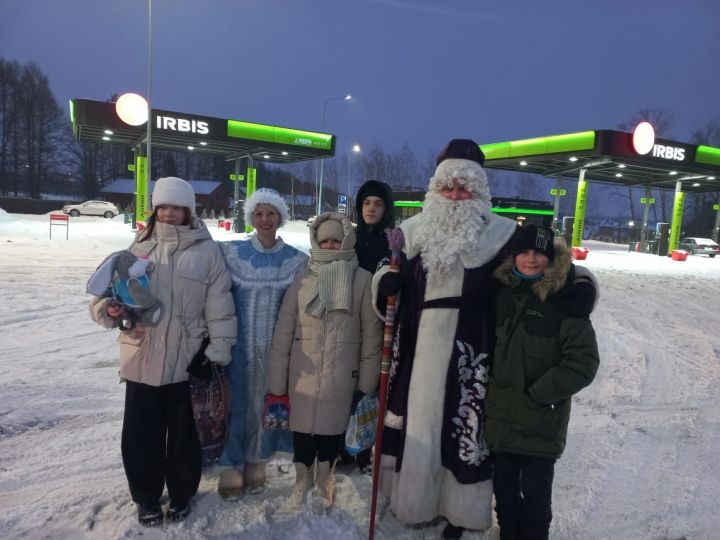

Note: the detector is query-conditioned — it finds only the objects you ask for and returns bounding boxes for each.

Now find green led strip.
[492,207,554,215]
[394,200,423,207]
[227,119,332,150]
[480,131,596,160]
[696,145,720,167]
[394,200,552,215]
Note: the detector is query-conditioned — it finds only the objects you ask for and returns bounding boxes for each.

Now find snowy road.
[1,213,719,539]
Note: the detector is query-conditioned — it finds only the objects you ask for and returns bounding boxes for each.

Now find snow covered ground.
[1,209,718,540]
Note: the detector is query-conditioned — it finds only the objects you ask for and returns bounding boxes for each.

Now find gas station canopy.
[479,129,720,193]
[70,98,336,164]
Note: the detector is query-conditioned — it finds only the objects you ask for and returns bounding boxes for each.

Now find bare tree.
[0,58,21,195]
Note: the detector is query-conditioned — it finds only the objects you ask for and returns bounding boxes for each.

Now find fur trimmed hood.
[493,238,572,303]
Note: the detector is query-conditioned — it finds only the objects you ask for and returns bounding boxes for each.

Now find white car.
[679,237,719,258]
[62,200,120,218]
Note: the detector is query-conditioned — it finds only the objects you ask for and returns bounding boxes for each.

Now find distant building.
[100,179,235,217]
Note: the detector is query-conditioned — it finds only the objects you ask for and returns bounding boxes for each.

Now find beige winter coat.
[266,214,382,435]
[89,219,236,386]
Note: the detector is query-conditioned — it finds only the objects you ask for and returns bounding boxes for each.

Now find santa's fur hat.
[428,139,491,204]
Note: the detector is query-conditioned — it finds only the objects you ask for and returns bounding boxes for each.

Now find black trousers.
[493,452,556,540]
[122,380,201,506]
[292,432,344,467]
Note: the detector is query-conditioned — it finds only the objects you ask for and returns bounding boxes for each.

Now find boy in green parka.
[485,224,600,540]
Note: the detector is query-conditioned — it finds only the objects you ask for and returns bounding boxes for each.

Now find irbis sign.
[632,121,686,162]
[155,115,209,135]
[649,144,685,161]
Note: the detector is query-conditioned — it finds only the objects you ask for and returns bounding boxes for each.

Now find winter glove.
[89,296,120,329]
[350,390,365,415]
[187,337,213,380]
[378,271,403,298]
[557,280,596,318]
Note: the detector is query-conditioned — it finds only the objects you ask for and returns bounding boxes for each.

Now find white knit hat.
[152,177,196,216]
[244,188,289,227]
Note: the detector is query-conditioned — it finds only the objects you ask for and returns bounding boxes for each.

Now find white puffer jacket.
[90,219,236,386]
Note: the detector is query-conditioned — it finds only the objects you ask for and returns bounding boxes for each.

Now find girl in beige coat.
[89,177,236,526]
[267,212,382,507]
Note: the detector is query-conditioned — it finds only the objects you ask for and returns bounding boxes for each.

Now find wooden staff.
[369,227,405,540]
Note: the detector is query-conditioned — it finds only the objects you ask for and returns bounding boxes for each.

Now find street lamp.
[317,94,352,214]
[346,144,361,217]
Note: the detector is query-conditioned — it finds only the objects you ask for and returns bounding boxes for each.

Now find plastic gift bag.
[345,393,379,455]
[263,394,290,430]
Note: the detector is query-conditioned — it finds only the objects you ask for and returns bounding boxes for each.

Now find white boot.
[315,460,336,508]
[244,462,267,494]
[289,462,313,507]
[218,468,244,500]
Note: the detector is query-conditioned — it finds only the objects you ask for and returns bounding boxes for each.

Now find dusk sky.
[1,0,719,161]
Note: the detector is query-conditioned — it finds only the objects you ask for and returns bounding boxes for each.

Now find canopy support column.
[245,156,256,233]
[712,203,720,242]
[233,157,242,233]
[571,168,589,247]
[640,186,652,252]
[552,176,562,233]
[668,180,685,253]
[134,142,149,228]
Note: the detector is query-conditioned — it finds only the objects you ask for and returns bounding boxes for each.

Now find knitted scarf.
[305,248,358,318]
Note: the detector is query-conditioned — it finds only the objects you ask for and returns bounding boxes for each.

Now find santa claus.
[374,139,517,539]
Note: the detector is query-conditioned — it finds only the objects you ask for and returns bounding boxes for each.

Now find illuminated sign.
[155,115,209,135]
[116,93,148,126]
[633,122,686,161]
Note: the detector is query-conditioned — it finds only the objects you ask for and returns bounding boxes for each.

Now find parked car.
[62,200,120,218]
[679,237,719,258]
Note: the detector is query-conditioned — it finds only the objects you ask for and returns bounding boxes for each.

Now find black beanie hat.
[359,181,388,201]
[436,139,486,166]
[510,224,555,261]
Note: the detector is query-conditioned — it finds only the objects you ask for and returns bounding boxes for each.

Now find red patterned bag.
[188,341,231,467]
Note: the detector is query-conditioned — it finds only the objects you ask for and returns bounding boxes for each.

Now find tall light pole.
[317,94,352,214]
[147,0,152,187]
[347,144,361,217]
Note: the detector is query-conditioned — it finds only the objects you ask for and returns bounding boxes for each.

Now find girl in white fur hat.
[89,177,236,526]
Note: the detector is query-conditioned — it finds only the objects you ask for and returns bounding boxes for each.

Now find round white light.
[264,154,270,159]
[669,171,677,176]
[102,136,111,141]
[199,141,207,146]
[281,151,289,156]
[104,129,114,135]
[708,176,716,180]
[632,121,655,155]
[187,146,194,151]
[115,93,148,126]
[569,156,578,162]
[618,164,626,168]
[692,182,700,187]
[615,173,622,177]
[520,161,527,166]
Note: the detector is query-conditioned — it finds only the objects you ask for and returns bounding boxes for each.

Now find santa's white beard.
[413,192,492,287]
